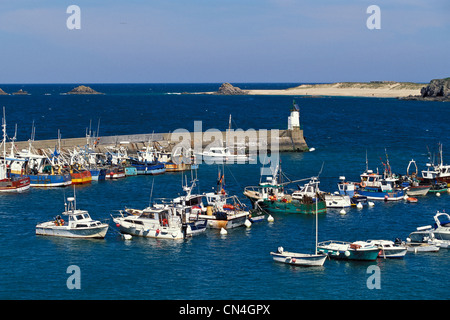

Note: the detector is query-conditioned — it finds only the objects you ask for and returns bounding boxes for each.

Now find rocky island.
[67,85,103,95]
[402,78,450,102]
[214,83,248,95]
[12,89,29,95]
[0,88,8,95]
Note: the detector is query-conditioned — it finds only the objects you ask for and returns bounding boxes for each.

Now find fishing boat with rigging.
[199,170,251,229]
[421,143,450,187]
[0,108,31,192]
[244,163,326,214]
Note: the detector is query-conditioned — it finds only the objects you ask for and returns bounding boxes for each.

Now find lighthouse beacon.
[288,100,300,130]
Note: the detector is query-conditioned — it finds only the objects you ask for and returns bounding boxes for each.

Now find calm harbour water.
[0,83,449,300]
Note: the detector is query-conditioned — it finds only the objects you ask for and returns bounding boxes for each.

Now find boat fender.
[156,229,160,235]
[344,250,350,257]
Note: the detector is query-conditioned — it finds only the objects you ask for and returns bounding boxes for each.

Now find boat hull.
[132,163,166,175]
[358,188,404,201]
[23,173,72,187]
[406,186,430,196]
[113,217,206,239]
[124,166,137,176]
[256,199,327,214]
[36,223,108,238]
[270,252,327,267]
[71,170,92,185]
[406,243,440,253]
[0,176,31,192]
[377,248,408,258]
[324,194,351,208]
[317,242,380,261]
[198,212,249,229]
[89,168,106,181]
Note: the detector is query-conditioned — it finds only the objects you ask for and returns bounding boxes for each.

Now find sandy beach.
[245,82,423,98]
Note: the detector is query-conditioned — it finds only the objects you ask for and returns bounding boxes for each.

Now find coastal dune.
[246,82,423,98]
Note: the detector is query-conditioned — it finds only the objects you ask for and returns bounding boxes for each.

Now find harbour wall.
[10,128,309,154]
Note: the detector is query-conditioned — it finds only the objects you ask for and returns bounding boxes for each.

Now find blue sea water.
[0,83,449,300]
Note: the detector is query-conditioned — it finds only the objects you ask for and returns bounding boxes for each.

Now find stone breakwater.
[10,127,308,155]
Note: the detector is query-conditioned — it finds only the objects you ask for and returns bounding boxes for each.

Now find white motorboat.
[195,146,252,164]
[36,196,108,238]
[431,211,450,241]
[366,239,407,259]
[324,192,351,208]
[404,226,440,253]
[113,203,207,239]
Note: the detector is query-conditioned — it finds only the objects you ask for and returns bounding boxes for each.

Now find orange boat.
[70,169,92,184]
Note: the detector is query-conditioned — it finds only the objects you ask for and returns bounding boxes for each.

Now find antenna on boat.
[149,178,154,207]
[365,149,369,172]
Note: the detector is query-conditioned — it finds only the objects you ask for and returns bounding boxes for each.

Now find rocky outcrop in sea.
[0,88,8,95]
[215,83,248,95]
[67,85,103,95]
[401,78,450,101]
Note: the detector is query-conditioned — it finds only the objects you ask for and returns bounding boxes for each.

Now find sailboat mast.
[2,107,6,160]
[315,191,318,255]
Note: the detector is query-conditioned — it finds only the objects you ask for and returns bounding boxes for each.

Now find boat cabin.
[65,210,103,228]
[338,177,356,197]
[292,177,321,199]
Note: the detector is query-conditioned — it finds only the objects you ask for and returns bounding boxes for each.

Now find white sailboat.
[270,192,327,266]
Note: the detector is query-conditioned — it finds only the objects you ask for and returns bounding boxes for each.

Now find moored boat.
[244,164,326,215]
[366,239,407,259]
[70,167,92,185]
[36,194,108,238]
[420,143,450,187]
[105,166,126,179]
[358,170,405,201]
[317,240,380,261]
[113,203,207,239]
[270,247,327,267]
[404,226,440,253]
[0,108,30,192]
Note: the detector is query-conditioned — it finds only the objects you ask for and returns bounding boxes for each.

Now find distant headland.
[201,81,423,98]
[401,78,450,102]
[66,85,103,95]
[196,80,450,100]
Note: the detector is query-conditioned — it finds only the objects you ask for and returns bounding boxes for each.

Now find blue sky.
[0,0,449,83]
